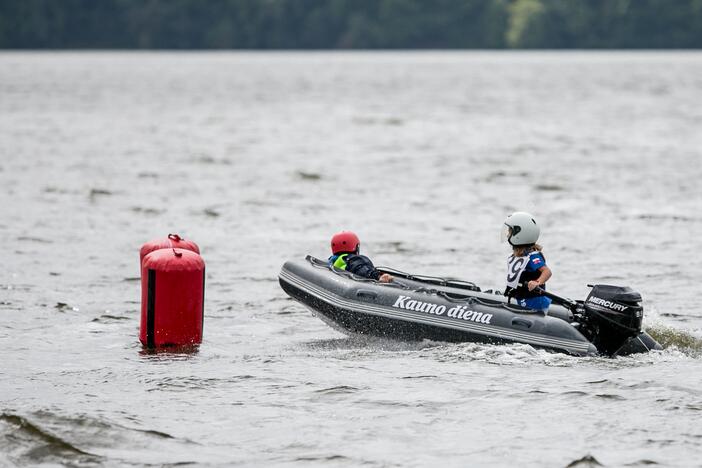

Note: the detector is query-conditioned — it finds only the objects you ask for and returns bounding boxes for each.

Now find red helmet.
[331,231,360,254]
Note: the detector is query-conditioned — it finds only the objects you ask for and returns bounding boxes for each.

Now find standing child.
[328,231,393,283]
[501,212,552,312]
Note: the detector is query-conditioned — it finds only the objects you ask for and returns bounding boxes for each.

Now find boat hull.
[280,257,604,355]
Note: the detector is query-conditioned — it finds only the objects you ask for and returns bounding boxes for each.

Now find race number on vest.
[506,254,529,289]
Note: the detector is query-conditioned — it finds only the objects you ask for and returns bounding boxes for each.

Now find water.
[1,51,702,467]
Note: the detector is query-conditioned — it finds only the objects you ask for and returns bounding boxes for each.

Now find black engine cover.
[584,284,644,354]
[588,284,642,304]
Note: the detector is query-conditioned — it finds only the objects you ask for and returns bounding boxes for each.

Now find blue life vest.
[505,250,552,311]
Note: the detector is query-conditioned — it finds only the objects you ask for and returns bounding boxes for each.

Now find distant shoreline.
[3,1,702,50]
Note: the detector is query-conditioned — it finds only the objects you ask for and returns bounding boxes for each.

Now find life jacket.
[330,254,349,270]
[328,253,381,280]
[505,250,546,299]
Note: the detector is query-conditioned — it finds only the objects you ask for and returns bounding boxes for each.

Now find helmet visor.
[500,224,512,243]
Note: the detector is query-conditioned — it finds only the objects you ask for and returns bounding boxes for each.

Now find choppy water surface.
[1,52,702,467]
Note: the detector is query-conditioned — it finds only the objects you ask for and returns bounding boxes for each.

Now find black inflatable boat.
[279,256,662,356]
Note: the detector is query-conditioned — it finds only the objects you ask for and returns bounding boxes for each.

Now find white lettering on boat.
[392,296,492,324]
[392,295,446,315]
[588,296,628,312]
[447,305,492,324]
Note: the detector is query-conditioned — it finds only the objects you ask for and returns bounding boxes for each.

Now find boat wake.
[299,326,702,368]
[645,324,702,356]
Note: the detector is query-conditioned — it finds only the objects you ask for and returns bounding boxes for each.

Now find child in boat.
[328,231,393,283]
[501,212,552,312]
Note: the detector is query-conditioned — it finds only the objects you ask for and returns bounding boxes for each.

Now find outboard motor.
[582,284,643,355]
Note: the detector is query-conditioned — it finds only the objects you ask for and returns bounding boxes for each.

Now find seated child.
[328,231,393,283]
[502,212,553,313]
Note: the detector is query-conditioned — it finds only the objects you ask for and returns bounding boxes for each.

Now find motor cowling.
[583,284,644,355]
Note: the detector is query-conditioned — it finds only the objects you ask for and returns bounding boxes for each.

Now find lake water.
[1,51,702,467]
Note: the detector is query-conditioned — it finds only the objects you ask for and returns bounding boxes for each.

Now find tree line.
[1,0,701,49]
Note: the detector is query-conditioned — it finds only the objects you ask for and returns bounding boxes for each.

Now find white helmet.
[501,212,540,246]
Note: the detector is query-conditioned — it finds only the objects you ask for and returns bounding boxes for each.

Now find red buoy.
[139,234,200,265]
[140,248,205,348]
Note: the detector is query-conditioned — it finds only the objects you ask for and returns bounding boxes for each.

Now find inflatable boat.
[278,256,662,356]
